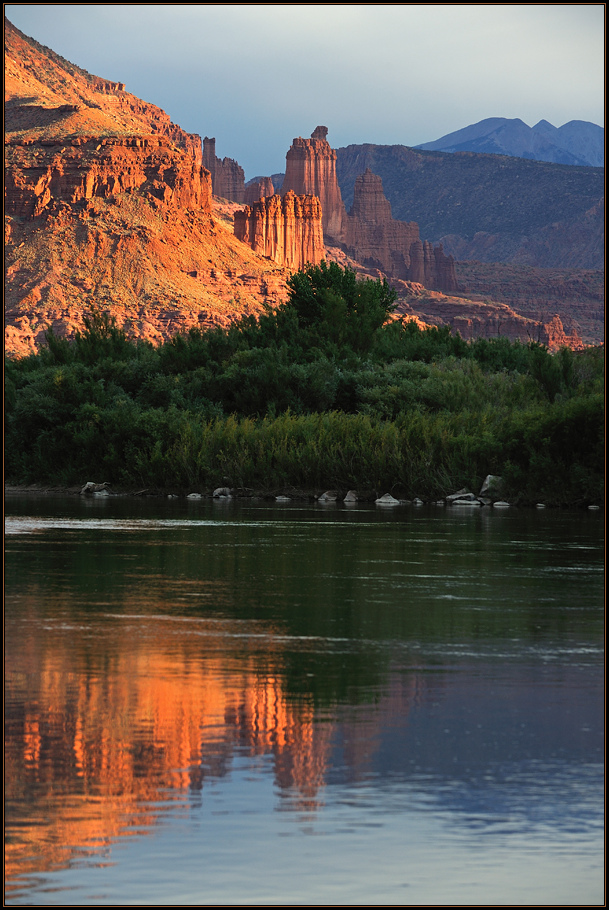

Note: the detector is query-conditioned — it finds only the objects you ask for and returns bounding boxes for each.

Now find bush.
[4,271,604,505]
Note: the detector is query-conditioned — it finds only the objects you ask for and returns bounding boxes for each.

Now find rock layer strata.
[281,129,458,292]
[4,17,290,357]
[234,192,324,270]
[5,135,212,218]
[202,136,245,202]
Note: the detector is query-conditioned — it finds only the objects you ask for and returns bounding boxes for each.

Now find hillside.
[4,18,291,357]
[4,18,602,356]
[455,262,604,347]
[335,143,604,270]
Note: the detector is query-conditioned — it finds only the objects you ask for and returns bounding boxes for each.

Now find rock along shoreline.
[4,483,602,511]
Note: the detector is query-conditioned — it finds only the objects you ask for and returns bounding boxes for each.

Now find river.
[4,495,604,905]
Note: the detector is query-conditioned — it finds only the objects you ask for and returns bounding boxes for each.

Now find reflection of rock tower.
[5,630,337,888]
[281,126,347,239]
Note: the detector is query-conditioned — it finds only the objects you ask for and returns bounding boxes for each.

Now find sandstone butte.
[241,127,585,349]
[278,127,459,294]
[4,18,585,356]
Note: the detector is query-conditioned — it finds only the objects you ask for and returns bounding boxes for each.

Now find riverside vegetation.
[4,263,604,506]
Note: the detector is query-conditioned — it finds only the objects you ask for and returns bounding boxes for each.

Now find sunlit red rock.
[3,17,292,357]
[5,136,212,218]
[244,176,275,204]
[4,19,593,355]
[234,191,324,270]
[282,133,459,293]
[202,136,245,202]
[281,126,347,238]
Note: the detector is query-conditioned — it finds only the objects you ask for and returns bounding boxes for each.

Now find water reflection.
[4,498,604,904]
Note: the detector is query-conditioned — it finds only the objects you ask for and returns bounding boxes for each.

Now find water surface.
[4,496,604,904]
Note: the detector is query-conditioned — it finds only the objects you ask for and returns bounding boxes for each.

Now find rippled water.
[4,496,604,904]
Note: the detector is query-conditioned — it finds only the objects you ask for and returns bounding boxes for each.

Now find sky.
[4,4,605,179]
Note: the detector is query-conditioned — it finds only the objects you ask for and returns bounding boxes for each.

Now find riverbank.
[5,269,604,510]
[5,483,602,510]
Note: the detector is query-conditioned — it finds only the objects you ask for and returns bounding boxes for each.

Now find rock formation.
[342,169,458,291]
[391,285,584,351]
[349,167,393,224]
[243,176,275,205]
[5,136,212,219]
[335,141,604,271]
[4,17,292,358]
[234,192,324,270]
[281,126,347,238]
[4,21,593,356]
[408,240,459,292]
[202,137,245,202]
[282,131,458,293]
[455,261,604,346]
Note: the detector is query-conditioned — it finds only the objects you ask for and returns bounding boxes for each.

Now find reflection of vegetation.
[6,504,604,709]
[5,263,604,505]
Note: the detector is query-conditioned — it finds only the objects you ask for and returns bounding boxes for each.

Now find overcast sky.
[5,4,605,179]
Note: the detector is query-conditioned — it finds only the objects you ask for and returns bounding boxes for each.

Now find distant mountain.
[335,143,604,270]
[415,118,604,167]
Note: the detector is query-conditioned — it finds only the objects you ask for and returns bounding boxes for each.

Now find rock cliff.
[455,261,604,346]
[319,243,584,351]
[4,18,202,162]
[5,20,594,356]
[4,18,291,357]
[281,126,347,238]
[283,131,458,293]
[243,176,275,205]
[391,285,584,351]
[202,137,245,202]
[234,192,324,270]
[5,135,211,219]
[342,169,458,291]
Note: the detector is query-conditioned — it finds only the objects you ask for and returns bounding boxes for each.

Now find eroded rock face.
[349,167,393,224]
[343,169,458,292]
[343,168,417,279]
[4,18,294,358]
[538,314,585,350]
[282,132,458,293]
[394,287,585,351]
[408,240,458,292]
[243,176,275,205]
[234,192,324,270]
[5,136,212,218]
[455,261,603,347]
[202,137,245,202]
[281,127,347,238]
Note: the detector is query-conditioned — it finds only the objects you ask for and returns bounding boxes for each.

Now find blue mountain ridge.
[415,117,604,167]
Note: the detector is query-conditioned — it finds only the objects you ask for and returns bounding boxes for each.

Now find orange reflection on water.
[5,613,334,891]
